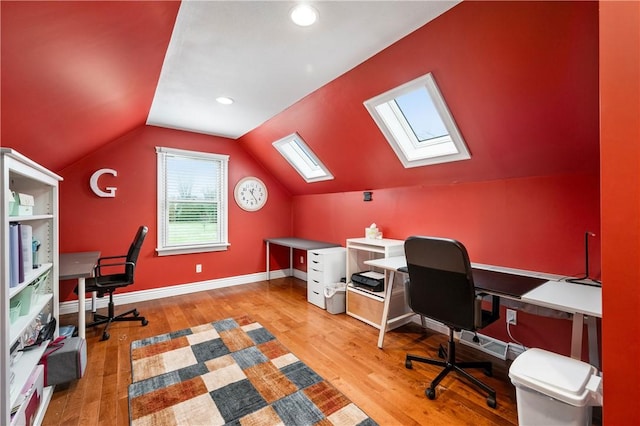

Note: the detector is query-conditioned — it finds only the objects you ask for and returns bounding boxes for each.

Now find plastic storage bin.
[509,348,603,426]
[324,283,346,314]
[9,299,22,323]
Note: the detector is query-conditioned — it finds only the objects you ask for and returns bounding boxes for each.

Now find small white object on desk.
[365,223,382,239]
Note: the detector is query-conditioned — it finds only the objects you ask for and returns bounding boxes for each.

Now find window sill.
[156,243,230,256]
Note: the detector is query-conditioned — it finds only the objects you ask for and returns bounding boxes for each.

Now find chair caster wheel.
[487,396,497,408]
[405,359,413,369]
[142,319,149,326]
[133,310,140,317]
[484,368,493,377]
[426,387,436,400]
[438,346,446,359]
[101,332,110,341]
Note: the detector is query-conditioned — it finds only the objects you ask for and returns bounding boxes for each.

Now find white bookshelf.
[1,149,61,425]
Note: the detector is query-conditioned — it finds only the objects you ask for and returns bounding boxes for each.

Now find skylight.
[364,72,470,168]
[273,133,333,183]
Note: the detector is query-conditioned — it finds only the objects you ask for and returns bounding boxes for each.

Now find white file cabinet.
[307,247,346,309]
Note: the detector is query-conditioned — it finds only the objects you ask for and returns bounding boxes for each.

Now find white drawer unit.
[307,246,346,308]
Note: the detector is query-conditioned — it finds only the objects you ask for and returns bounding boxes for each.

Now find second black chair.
[403,235,500,408]
[76,225,149,340]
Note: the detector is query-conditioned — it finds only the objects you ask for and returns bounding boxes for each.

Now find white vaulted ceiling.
[146,1,460,139]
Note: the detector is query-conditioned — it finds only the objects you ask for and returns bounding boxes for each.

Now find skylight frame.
[273,133,334,183]
[364,72,471,168]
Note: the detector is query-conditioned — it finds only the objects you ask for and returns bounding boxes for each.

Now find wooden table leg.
[570,312,584,359]
[377,270,395,348]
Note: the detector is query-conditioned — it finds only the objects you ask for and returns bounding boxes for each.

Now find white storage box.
[10,364,44,426]
[11,192,34,216]
[509,348,602,426]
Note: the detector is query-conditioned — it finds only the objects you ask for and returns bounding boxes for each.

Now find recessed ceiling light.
[216,96,234,105]
[290,4,318,27]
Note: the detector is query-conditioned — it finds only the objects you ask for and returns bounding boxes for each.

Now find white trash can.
[509,348,603,426]
[324,283,346,314]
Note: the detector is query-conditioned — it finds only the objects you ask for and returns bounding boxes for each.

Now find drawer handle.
[313,280,320,284]
[312,260,319,264]
[313,291,319,295]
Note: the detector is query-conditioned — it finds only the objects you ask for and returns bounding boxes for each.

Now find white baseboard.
[411,316,522,361]
[506,342,526,360]
[59,268,296,315]
[411,316,450,335]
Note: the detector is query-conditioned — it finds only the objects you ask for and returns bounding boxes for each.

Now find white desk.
[60,251,100,339]
[365,256,602,365]
[521,280,601,363]
[264,237,340,280]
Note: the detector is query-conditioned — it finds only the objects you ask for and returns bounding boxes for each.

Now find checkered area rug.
[128,316,377,426]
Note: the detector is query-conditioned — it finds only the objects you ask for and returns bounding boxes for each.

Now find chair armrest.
[97,254,127,264]
[94,260,135,277]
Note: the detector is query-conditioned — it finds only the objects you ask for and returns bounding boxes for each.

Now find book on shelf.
[9,223,33,288]
[20,224,33,278]
[9,223,19,287]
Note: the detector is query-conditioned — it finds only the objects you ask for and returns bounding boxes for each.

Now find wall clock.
[234,176,268,211]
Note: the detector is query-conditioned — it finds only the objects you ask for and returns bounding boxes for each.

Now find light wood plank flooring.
[43,277,520,425]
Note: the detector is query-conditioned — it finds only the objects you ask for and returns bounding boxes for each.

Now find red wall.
[600,1,640,423]
[0,1,181,171]
[292,172,600,356]
[57,125,293,301]
[239,1,599,196]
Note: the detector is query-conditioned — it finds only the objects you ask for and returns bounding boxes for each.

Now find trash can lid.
[508,348,599,407]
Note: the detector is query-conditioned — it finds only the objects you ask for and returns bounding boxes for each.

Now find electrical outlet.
[300,256,304,264]
[506,309,517,325]
[196,264,202,273]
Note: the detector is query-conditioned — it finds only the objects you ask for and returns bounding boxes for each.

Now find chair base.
[405,330,497,408]
[88,295,148,341]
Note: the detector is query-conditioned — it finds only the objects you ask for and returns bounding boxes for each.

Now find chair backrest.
[404,236,477,331]
[125,226,148,279]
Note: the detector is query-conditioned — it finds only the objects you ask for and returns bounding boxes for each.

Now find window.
[364,72,470,168]
[273,133,333,183]
[156,147,229,256]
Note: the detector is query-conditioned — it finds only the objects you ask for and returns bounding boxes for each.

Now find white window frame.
[364,72,471,168]
[156,146,229,256]
[273,133,333,183]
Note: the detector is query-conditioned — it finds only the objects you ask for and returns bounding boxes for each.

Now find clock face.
[234,177,268,211]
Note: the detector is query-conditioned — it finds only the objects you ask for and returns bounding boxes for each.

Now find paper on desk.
[358,271,385,280]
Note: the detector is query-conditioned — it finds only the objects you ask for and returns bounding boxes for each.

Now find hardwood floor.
[43,277,520,426]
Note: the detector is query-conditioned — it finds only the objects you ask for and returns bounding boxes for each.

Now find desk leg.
[377,270,395,348]
[77,277,86,339]
[586,316,600,369]
[289,247,293,277]
[570,312,584,359]
[266,242,271,280]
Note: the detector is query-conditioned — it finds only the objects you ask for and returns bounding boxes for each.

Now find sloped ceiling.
[147,1,459,139]
[1,1,181,171]
[1,1,599,196]
[239,1,600,194]
[1,0,458,171]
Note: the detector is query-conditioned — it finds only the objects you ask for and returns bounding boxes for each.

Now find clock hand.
[249,188,258,202]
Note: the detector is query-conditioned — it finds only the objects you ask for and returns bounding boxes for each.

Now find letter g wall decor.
[90,168,118,197]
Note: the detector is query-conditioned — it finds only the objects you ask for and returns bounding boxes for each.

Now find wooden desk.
[365,256,602,365]
[60,251,100,339]
[264,237,339,280]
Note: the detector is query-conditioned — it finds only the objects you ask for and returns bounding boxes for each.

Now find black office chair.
[403,236,499,408]
[76,225,149,340]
